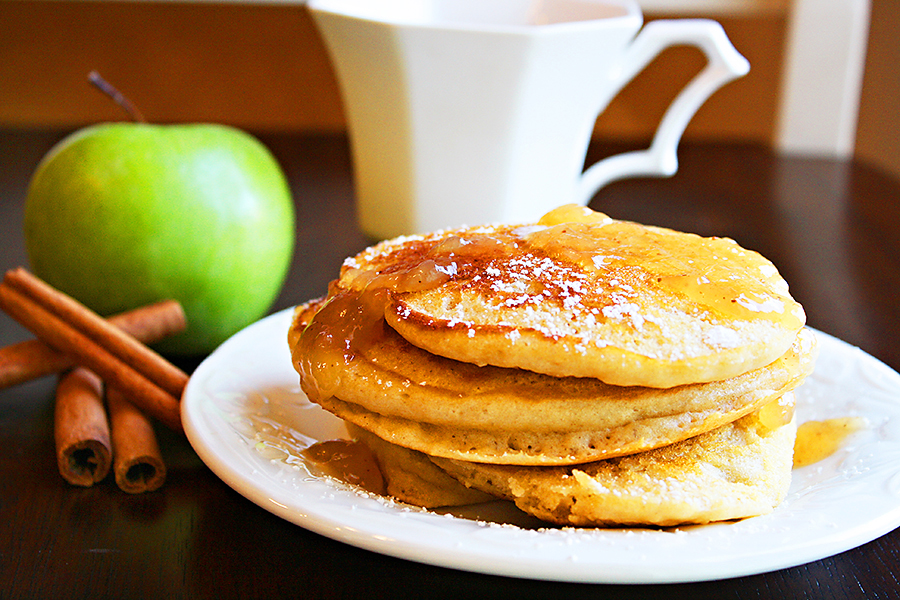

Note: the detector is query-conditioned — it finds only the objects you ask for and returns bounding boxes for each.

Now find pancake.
[290,298,815,464]
[346,423,494,508]
[337,205,805,388]
[431,395,798,527]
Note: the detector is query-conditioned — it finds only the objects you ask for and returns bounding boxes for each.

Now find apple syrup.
[793,417,866,468]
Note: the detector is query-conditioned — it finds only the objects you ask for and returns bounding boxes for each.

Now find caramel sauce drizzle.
[302,439,386,495]
[533,205,804,328]
[757,394,796,431]
[793,417,866,468]
[295,232,512,402]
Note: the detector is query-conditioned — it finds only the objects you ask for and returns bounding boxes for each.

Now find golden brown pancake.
[337,205,805,388]
[346,423,494,508]
[431,395,798,527]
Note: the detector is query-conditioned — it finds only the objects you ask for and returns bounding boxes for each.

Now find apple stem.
[88,71,147,123]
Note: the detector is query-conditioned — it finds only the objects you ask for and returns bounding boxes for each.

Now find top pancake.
[338,205,806,388]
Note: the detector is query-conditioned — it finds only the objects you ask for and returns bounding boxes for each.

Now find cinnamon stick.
[0,300,186,390]
[54,367,111,486]
[0,273,184,432]
[107,386,166,493]
[3,268,188,398]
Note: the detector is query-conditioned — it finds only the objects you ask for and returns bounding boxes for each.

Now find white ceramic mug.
[308,0,749,239]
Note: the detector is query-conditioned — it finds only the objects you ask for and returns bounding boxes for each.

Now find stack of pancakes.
[288,205,817,527]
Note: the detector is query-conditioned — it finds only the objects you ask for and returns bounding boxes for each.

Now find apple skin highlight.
[23,122,296,356]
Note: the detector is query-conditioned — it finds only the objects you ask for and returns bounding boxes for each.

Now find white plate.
[183,308,900,584]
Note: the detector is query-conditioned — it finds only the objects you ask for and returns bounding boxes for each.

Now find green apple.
[23,122,295,355]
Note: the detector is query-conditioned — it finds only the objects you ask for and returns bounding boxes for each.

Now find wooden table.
[2,129,899,599]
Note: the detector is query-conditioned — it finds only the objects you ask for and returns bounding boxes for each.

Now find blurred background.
[1,0,897,181]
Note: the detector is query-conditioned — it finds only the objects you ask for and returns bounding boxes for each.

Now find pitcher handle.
[578,20,749,202]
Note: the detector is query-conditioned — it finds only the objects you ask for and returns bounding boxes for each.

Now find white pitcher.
[308,0,749,240]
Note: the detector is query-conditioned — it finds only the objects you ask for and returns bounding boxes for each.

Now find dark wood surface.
[2,129,899,599]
